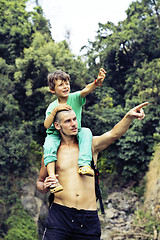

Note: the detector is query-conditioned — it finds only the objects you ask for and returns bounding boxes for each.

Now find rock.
[100,188,139,239]
[145,146,160,217]
[20,178,49,226]
[105,208,118,219]
[21,195,38,214]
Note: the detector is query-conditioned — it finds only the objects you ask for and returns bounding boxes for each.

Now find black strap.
[91,159,105,214]
[48,193,54,207]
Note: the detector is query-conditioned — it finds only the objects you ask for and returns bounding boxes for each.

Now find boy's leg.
[47,162,63,193]
[77,128,94,176]
[43,134,63,193]
[43,134,61,166]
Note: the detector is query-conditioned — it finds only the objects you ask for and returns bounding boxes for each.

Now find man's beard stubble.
[60,125,77,138]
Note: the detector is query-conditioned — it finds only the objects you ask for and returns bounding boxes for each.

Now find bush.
[4,202,38,240]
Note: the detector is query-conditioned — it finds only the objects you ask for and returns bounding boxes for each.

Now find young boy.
[43,69,106,193]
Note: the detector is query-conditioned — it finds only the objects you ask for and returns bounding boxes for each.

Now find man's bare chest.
[56,145,79,171]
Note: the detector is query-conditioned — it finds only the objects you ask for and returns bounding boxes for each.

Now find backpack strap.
[91,159,105,214]
[48,193,54,207]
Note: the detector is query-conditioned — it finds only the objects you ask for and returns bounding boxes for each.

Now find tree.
[4,202,38,240]
[0,0,32,63]
[83,0,160,181]
[84,0,160,103]
[0,0,51,64]
[13,31,90,143]
[0,58,33,175]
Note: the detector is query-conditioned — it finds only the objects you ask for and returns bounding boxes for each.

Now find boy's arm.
[44,104,72,129]
[81,68,106,98]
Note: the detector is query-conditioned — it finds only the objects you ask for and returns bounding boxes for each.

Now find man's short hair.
[54,109,73,123]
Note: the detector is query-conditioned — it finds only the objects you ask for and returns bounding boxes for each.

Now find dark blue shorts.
[43,203,101,240]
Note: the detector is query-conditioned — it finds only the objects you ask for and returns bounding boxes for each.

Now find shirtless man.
[37,102,148,240]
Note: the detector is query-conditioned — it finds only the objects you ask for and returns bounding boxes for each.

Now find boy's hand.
[53,104,72,115]
[45,104,72,129]
[95,68,106,86]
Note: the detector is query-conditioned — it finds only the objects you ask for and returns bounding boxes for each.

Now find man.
[37,102,148,240]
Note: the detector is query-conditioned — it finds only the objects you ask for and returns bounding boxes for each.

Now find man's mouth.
[71,128,77,132]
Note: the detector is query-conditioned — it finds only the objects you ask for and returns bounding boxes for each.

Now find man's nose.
[71,120,76,125]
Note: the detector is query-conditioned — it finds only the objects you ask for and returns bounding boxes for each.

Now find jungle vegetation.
[0,0,159,239]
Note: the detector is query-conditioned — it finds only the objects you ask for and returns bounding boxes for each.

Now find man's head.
[54,109,78,137]
[48,69,70,92]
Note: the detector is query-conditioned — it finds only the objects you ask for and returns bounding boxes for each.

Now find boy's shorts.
[43,203,101,240]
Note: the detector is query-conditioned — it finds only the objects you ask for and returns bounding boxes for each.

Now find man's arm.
[92,102,149,157]
[36,156,58,193]
[80,68,106,98]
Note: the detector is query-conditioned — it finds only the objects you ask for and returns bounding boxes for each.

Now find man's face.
[55,110,78,137]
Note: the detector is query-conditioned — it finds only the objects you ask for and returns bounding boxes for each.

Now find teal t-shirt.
[46,91,86,134]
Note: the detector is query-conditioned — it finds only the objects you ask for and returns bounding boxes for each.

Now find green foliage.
[0,122,33,174]
[132,177,146,200]
[30,5,51,35]
[0,57,33,175]
[4,202,38,240]
[134,209,160,235]
[0,0,52,64]
[84,0,160,183]
[0,0,33,63]
[126,58,160,103]
[0,0,160,237]
[29,140,43,167]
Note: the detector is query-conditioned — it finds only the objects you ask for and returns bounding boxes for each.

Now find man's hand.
[127,102,149,120]
[92,102,149,155]
[43,175,59,191]
[95,68,106,86]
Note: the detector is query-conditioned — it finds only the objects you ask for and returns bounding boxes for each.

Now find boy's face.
[50,79,70,97]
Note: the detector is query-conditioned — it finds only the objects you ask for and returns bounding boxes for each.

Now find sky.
[28,0,133,55]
